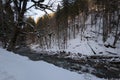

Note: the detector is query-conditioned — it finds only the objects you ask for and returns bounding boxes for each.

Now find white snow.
[0,48,104,80]
[65,38,94,55]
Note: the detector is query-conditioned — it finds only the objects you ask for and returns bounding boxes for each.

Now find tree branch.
[13,0,19,11]
[26,4,35,10]
[21,0,28,14]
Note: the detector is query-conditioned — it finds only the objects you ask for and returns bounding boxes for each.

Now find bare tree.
[6,0,55,51]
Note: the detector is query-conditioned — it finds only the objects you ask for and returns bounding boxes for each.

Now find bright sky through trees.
[26,0,61,21]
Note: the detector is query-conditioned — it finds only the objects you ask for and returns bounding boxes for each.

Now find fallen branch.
[87,42,96,54]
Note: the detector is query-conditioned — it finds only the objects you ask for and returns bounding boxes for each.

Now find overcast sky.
[26,0,61,21]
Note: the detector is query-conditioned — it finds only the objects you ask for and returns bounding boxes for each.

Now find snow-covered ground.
[30,36,120,59]
[0,48,104,80]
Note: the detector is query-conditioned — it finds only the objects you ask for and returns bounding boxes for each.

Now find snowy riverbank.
[0,48,104,80]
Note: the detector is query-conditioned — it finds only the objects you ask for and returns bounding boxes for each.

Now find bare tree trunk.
[73,18,76,39]
[103,13,108,42]
[0,0,4,47]
[80,13,86,40]
[113,10,120,47]
[57,24,60,49]
[7,0,28,51]
[7,27,20,51]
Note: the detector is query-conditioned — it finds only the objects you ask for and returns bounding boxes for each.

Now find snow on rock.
[30,44,42,52]
[104,34,115,46]
[30,44,60,55]
[0,48,104,80]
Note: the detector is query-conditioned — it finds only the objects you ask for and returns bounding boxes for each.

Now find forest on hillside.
[34,0,120,51]
[0,0,120,52]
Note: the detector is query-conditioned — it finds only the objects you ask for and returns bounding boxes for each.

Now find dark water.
[14,47,120,79]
